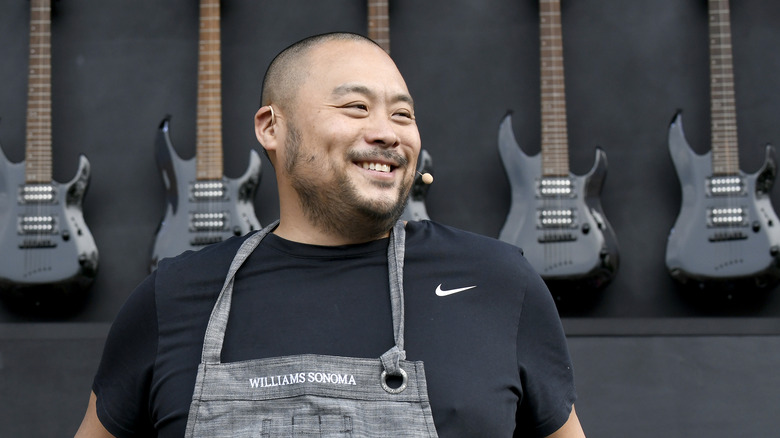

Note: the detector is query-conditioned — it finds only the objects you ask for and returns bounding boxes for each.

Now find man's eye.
[348,104,368,111]
[394,110,414,119]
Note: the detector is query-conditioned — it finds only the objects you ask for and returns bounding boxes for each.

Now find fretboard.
[539,0,569,177]
[368,0,390,54]
[709,0,739,175]
[25,0,53,183]
[196,0,223,180]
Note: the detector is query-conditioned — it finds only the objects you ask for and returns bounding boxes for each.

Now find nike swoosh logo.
[435,284,477,297]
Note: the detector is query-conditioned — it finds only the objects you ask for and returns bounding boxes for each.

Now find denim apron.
[184,221,439,437]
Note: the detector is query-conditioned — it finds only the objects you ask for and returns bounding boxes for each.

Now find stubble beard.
[285,122,412,242]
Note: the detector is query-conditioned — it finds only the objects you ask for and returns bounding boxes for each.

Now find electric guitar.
[0,0,98,297]
[366,0,433,221]
[665,0,780,290]
[151,0,261,270]
[498,0,619,292]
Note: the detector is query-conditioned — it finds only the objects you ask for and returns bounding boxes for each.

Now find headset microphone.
[417,171,433,185]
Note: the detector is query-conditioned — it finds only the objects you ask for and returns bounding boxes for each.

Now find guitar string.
[712,0,740,273]
[200,0,219,249]
[542,0,568,276]
[26,0,51,280]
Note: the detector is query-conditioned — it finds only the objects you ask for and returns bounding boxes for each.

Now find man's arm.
[74,391,115,438]
[546,405,586,438]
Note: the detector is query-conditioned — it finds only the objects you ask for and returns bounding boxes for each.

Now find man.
[76,32,585,437]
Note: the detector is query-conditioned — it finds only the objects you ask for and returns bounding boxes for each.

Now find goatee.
[285,122,413,242]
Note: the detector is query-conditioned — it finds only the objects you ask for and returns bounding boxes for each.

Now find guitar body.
[666,112,780,289]
[498,114,619,291]
[0,144,98,295]
[150,118,261,270]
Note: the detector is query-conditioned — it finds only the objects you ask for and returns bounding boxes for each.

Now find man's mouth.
[358,162,394,173]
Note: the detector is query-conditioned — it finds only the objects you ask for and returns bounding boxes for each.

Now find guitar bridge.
[708,231,748,242]
[538,232,577,243]
[19,238,57,249]
[190,236,224,246]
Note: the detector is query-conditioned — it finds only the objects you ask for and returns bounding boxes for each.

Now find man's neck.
[272,218,392,247]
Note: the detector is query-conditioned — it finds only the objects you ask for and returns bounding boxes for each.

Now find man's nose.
[365,113,400,148]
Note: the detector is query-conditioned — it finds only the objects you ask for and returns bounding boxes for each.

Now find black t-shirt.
[93,220,576,437]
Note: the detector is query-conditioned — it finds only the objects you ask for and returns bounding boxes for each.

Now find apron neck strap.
[199,220,408,368]
[380,220,407,375]
[199,220,278,364]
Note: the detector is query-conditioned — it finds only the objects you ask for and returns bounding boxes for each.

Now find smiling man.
[259,35,421,245]
[76,33,585,438]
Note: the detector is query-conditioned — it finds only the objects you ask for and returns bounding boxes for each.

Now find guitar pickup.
[18,184,57,204]
[707,176,745,196]
[707,207,747,227]
[537,208,576,229]
[18,215,58,235]
[537,177,575,198]
[189,212,228,231]
[190,180,228,201]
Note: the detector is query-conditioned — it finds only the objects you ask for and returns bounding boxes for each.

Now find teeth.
[361,162,392,173]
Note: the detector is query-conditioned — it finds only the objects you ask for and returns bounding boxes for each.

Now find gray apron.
[184,221,439,437]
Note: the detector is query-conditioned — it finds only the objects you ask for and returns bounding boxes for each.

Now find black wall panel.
[568,335,780,437]
[1,0,779,325]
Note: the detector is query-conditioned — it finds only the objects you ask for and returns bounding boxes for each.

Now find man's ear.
[254,105,279,153]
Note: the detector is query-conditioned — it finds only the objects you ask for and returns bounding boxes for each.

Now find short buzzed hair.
[260,32,382,112]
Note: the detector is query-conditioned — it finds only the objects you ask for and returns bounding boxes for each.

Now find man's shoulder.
[152,231,260,296]
[406,220,523,257]
[405,220,542,288]
[157,232,255,272]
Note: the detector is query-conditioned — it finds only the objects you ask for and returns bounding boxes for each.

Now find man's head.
[255,33,422,244]
[260,33,371,115]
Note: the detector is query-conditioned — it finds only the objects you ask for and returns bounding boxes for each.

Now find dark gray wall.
[1,0,779,436]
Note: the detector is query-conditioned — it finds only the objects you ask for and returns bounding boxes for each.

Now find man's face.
[279,40,422,235]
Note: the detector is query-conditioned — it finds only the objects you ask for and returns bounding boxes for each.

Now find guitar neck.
[196,0,223,180]
[367,0,390,54]
[25,0,53,184]
[709,0,739,175]
[539,0,570,177]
